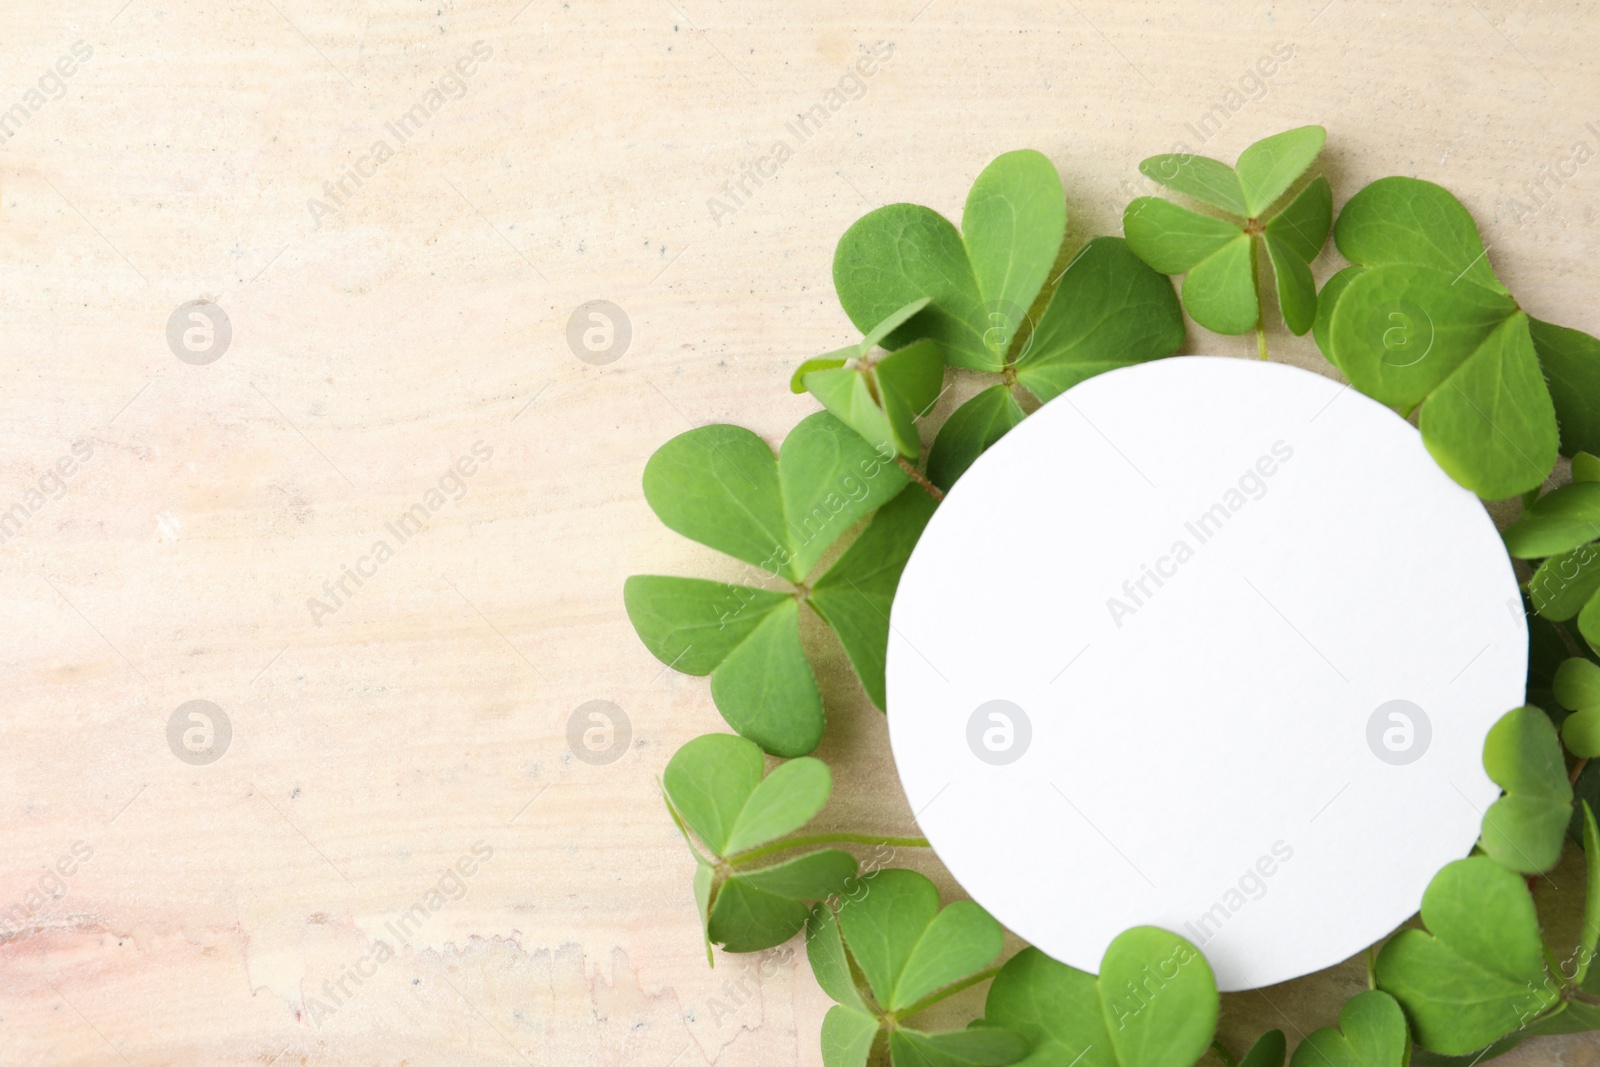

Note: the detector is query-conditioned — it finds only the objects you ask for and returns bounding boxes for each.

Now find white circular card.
[887,356,1526,992]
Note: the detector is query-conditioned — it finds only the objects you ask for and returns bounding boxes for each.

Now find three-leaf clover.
[1555,658,1600,758]
[663,733,855,960]
[1504,471,1600,655]
[807,869,1024,1067]
[1317,177,1600,498]
[1375,856,1561,1053]
[1478,705,1573,874]
[1123,125,1331,344]
[625,413,936,756]
[834,151,1183,489]
[1286,990,1408,1067]
[980,929,1218,1067]
[792,297,946,460]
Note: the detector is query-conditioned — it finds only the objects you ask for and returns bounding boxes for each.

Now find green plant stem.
[1210,1038,1239,1067]
[1252,233,1269,361]
[728,833,931,867]
[892,965,1004,1022]
[895,456,945,502]
[1366,943,1377,990]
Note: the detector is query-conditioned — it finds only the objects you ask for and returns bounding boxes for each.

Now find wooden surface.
[2,1,1598,1063]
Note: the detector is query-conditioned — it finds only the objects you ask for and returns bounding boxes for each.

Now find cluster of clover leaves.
[625,127,1600,1065]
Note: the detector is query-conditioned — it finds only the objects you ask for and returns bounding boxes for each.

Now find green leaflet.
[982,930,1218,1067]
[1235,125,1328,218]
[642,412,906,582]
[795,298,947,460]
[628,412,917,752]
[838,869,1004,1013]
[662,734,855,954]
[1124,126,1329,337]
[809,487,939,708]
[834,150,1065,372]
[807,878,1023,1067]
[1238,1031,1286,1067]
[1503,482,1600,559]
[927,383,1027,491]
[625,576,822,755]
[1555,658,1600,758]
[1012,237,1185,403]
[1375,857,1560,1054]
[1479,705,1573,874]
[1286,990,1409,1067]
[1316,175,1596,498]
[1528,318,1600,459]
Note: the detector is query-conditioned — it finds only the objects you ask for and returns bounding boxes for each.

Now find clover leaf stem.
[1209,1038,1240,1067]
[895,456,945,502]
[1251,232,1269,361]
[726,833,931,868]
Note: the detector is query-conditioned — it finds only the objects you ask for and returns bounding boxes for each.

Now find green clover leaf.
[834,150,1066,373]
[927,236,1184,490]
[926,383,1027,491]
[806,872,1024,1067]
[1479,705,1573,874]
[1375,856,1561,1054]
[1503,482,1600,559]
[1504,481,1600,660]
[1237,1030,1286,1067]
[1555,658,1600,759]
[981,929,1218,1067]
[626,414,925,755]
[793,298,947,460]
[663,733,855,958]
[1125,126,1330,338]
[1286,990,1409,1067]
[1318,176,1589,498]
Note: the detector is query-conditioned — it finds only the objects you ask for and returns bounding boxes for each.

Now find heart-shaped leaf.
[1527,543,1600,620]
[663,735,856,954]
[625,576,822,755]
[1375,856,1561,1053]
[1320,177,1563,498]
[1139,153,1247,216]
[664,733,830,858]
[643,412,907,583]
[887,1028,1030,1067]
[1503,482,1600,559]
[1528,318,1600,459]
[982,929,1218,1067]
[1576,452,1600,482]
[1287,989,1409,1067]
[809,486,939,708]
[1479,705,1573,873]
[709,849,857,952]
[1556,659,1600,758]
[1236,125,1327,218]
[834,151,1065,372]
[1122,197,1256,335]
[1125,127,1329,337]
[927,383,1027,491]
[837,869,1004,1014]
[1331,175,1505,293]
[1263,176,1333,335]
[1012,236,1185,403]
[808,897,1024,1067]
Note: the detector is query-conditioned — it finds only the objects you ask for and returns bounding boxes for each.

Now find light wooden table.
[1,1,1597,1063]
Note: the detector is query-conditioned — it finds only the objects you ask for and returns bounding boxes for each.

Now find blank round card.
[886,356,1526,992]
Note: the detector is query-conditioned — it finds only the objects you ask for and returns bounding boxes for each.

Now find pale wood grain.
[1,1,1597,1063]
